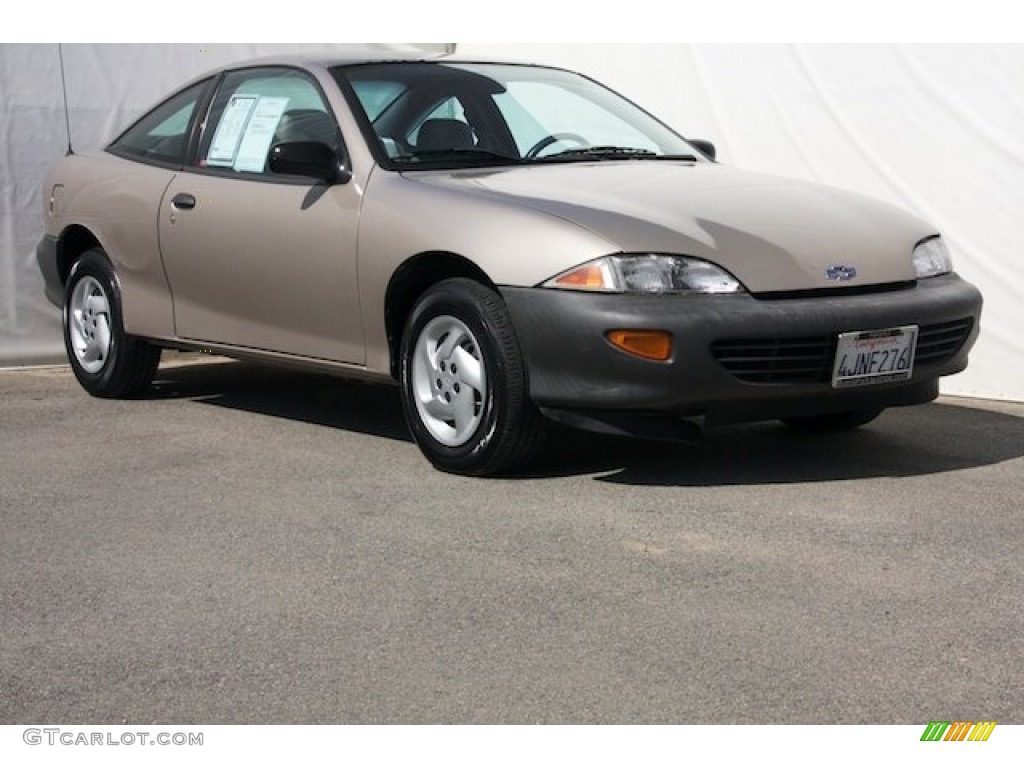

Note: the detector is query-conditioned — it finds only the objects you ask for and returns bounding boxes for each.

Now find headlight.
[542,254,745,294]
[913,236,953,278]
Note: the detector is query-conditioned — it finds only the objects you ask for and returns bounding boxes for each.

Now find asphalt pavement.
[2,356,1021,723]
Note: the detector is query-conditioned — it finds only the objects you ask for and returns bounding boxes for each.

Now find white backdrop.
[1,43,1021,401]
[0,43,450,365]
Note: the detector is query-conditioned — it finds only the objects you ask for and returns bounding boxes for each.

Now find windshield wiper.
[393,148,523,167]
[535,146,698,162]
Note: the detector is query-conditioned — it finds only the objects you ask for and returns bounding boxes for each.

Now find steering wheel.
[525,132,589,159]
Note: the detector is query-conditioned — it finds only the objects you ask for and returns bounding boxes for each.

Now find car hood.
[408,162,935,293]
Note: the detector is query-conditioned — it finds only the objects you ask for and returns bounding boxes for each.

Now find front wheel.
[781,408,884,432]
[63,249,161,398]
[400,278,545,475]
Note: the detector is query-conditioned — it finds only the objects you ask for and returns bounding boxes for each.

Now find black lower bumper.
[501,274,982,433]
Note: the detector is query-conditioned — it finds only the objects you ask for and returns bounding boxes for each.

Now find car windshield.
[333,61,701,170]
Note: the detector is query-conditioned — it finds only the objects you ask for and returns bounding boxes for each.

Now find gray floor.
[2,357,1021,724]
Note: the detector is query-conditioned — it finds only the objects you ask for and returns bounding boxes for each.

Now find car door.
[158,66,364,364]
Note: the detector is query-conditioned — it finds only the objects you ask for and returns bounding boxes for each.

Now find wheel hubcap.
[69,276,112,374]
[411,315,487,447]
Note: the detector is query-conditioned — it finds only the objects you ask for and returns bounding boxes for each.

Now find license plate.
[831,325,918,388]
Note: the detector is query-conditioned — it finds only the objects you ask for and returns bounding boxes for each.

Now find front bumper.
[501,274,982,434]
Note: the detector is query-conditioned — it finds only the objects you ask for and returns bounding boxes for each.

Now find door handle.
[171,193,196,210]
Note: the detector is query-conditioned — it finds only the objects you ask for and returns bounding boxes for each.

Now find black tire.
[63,249,161,398]
[781,408,884,432]
[400,278,546,476]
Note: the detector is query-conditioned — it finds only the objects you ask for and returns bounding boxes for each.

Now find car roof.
[177,51,559,97]
[235,49,448,70]
[201,49,544,77]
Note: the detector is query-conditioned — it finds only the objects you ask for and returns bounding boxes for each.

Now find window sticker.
[233,96,290,173]
[207,94,257,167]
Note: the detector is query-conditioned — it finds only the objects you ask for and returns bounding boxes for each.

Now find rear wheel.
[781,408,883,432]
[63,249,161,398]
[400,278,545,475]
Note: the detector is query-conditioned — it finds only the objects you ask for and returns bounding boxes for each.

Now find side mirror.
[269,142,351,183]
[690,139,716,162]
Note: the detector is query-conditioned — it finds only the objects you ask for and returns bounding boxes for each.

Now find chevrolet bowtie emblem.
[825,264,858,281]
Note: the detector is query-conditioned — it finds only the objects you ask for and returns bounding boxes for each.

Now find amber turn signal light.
[552,263,609,290]
[606,330,673,361]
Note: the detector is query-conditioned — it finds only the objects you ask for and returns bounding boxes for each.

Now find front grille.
[753,281,916,301]
[709,336,834,384]
[711,317,974,385]
[915,318,975,366]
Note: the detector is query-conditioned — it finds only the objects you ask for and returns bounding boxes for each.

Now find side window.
[196,68,340,176]
[109,80,209,166]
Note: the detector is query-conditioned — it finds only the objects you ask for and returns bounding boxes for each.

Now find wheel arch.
[384,251,499,379]
[57,225,106,285]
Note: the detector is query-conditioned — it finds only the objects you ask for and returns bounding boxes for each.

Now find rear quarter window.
[109,79,211,166]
